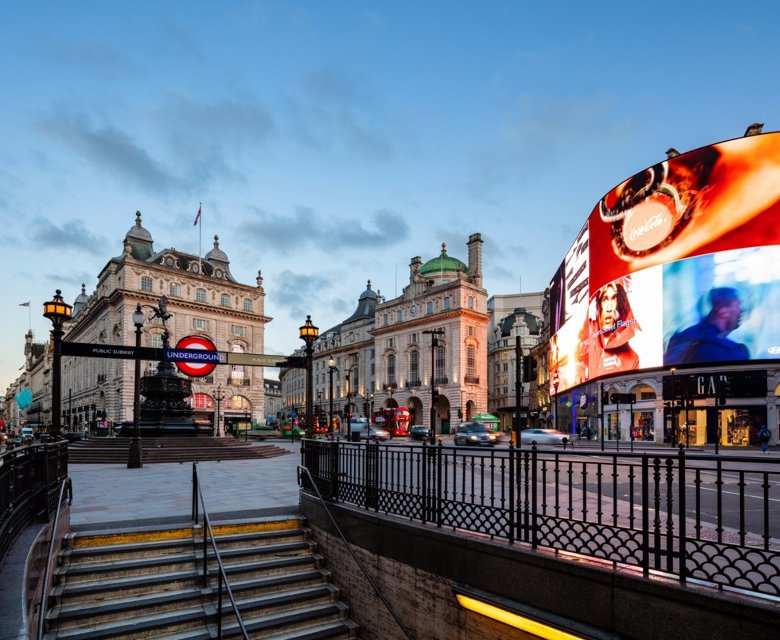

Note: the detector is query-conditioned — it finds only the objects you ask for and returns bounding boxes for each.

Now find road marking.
[698,485,780,502]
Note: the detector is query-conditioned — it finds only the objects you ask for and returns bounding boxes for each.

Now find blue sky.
[1,1,778,392]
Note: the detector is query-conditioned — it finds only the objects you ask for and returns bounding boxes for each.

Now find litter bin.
[350,429,361,442]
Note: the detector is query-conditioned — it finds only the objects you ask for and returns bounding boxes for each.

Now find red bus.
[372,407,411,436]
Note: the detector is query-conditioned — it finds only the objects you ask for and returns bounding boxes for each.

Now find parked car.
[454,422,497,447]
[520,428,570,445]
[410,424,431,440]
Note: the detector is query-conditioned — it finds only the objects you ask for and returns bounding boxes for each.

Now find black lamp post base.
[127,439,143,469]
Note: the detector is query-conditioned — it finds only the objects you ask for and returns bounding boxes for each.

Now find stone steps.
[43,517,360,639]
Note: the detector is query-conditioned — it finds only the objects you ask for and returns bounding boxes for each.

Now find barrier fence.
[300,440,780,599]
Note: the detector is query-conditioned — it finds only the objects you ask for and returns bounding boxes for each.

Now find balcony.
[434,376,448,385]
[464,374,480,384]
[407,379,422,388]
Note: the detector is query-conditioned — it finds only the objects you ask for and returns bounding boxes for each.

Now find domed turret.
[72,283,90,317]
[419,243,467,279]
[124,211,154,260]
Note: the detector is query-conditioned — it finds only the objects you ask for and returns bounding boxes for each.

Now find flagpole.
[197,202,203,274]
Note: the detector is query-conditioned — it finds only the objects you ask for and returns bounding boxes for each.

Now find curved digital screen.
[550,131,780,393]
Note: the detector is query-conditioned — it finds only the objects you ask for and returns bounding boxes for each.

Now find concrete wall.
[301,494,780,640]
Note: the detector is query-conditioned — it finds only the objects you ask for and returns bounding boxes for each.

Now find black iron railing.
[0,441,69,566]
[192,463,249,640]
[300,440,780,599]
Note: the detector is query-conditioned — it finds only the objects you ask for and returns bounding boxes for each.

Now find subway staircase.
[66,437,291,464]
[42,515,360,639]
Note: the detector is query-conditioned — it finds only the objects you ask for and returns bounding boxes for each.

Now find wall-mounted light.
[453,585,614,640]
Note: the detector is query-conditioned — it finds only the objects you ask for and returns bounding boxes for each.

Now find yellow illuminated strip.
[455,594,585,640]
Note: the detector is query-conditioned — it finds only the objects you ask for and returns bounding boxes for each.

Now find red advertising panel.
[550,131,780,393]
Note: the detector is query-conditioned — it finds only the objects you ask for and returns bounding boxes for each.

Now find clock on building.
[410,304,417,316]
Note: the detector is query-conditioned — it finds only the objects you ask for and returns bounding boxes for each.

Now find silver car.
[520,428,570,446]
[454,422,497,447]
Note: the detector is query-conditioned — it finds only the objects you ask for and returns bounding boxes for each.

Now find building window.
[243,298,252,311]
[141,276,153,292]
[387,338,395,349]
[468,296,474,309]
[196,288,207,302]
[410,350,419,385]
[435,344,445,380]
[220,293,231,307]
[443,297,451,310]
[149,333,163,349]
[468,326,474,336]
[387,354,396,385]
[396,310,403,322]
[467,346,476,376]
[411,333,418,344]
[384,313,389,325]
[169,283,181,297]
[194,318,209,331]
[427,301,433,315]
[232,325,246,337]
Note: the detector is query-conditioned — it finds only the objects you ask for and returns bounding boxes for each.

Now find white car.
[520,428,571,445]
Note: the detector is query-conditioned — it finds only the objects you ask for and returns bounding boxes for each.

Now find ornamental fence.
[300,440,780,599]
[0,440,69,565]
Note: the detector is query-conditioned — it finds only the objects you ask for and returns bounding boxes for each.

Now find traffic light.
[458,408,463,419]
[529,357,538,380]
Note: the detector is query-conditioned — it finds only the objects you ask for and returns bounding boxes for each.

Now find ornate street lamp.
[328,356,338,436]
[299,316,319,438]
[552,371,560,433]
[127,304,145,468]
[43,290,72,438]
[213,385,225,437]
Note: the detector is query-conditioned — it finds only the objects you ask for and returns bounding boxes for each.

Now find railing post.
[436,441,443,528]
[531,443,538,549]
[677,444,687,584]
[421,442,428,524]
[191,463,198,523]
[330,441,340,501]
[508,442,515,544]
[642,455,649,578]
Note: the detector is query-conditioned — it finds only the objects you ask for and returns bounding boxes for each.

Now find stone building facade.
[5,211,271,436]
[281,234,490,435]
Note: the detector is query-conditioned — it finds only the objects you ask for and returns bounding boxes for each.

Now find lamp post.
[423,328,445,444]
[552,371,560,433]
[345,369,353,441]
[213,385,225,437]
[127,304,145,468]
[299,316,319,439]
[43,290,73,439]
[327,356,338,436]
[316,391,323,431]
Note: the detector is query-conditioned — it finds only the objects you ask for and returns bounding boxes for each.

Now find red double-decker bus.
[372,407,411,436]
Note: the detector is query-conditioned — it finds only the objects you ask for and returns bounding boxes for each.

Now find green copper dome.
[419,243,466,276]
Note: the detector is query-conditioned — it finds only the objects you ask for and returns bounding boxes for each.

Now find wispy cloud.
[30,217,108,253]
[241,206,409,254]
[271,270,333,319]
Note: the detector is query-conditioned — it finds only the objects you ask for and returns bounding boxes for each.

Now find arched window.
[196,288,207,302]
[220,293,231,307]
[387,353,396,386]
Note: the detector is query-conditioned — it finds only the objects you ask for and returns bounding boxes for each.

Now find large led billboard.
[550,131,780,393]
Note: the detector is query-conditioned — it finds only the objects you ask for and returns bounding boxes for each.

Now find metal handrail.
[298,465,415,640]
[36,476,73,640]
[191,463,249,640]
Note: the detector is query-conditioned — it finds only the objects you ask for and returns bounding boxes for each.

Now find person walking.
[758,424,771,454]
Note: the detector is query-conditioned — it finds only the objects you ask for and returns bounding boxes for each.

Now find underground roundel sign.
[173,336,219,377]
